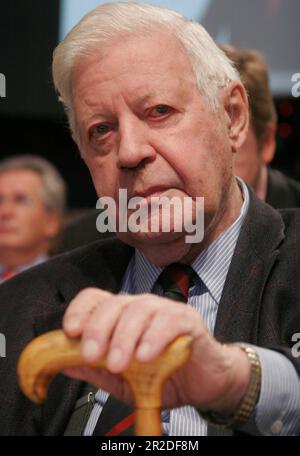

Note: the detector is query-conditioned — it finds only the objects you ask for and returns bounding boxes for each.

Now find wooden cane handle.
[17,330,192,436]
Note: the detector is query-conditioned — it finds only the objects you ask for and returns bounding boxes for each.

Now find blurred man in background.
[221,45,300,208]
[0,155,66,283]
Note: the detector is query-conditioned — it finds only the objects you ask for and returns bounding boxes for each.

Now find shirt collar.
[0,254,48,276]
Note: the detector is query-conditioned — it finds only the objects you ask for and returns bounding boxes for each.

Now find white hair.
[52,2,239,132]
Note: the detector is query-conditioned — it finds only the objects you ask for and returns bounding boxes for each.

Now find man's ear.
[261,122,276,165]
[223,81,249,153]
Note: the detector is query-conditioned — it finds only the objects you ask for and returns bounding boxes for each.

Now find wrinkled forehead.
[99,29,189,64]
[71,30,197,96]
[72,30,197,121]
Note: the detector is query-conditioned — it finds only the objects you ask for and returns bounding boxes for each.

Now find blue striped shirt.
[84,179,300,436]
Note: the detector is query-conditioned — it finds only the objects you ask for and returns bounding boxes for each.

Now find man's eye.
[0,195,32,206]
[90,124,111,138]
[15,195,32,205]
[149,105,172,118]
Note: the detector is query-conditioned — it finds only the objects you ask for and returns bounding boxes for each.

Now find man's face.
[72,31,241,264]
[0,169,59,256]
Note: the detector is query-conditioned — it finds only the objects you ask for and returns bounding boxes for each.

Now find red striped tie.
[92,395,136,436]
[158,263,196,302]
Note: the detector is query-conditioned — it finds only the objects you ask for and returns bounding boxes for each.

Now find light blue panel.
[59,0,211,39]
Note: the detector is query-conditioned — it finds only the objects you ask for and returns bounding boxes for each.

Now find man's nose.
[117,116,156,170]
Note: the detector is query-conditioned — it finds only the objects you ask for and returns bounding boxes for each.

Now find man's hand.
[63,288,251,415]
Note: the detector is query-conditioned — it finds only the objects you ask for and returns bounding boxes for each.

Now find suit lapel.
[208,190,284,436]
[58,239,134,303]
[213,190,284,343]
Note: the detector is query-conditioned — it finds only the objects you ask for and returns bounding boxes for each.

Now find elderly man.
[221,45,300,208]
[0,155,66,283]
[0,3,299,436]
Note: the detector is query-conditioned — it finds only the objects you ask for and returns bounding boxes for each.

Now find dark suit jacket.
[266,167,300,209]
[1,190,300,435]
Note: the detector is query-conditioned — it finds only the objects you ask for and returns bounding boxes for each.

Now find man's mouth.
[130,185,170,200]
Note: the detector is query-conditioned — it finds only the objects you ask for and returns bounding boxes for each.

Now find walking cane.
[18,330,192,436]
